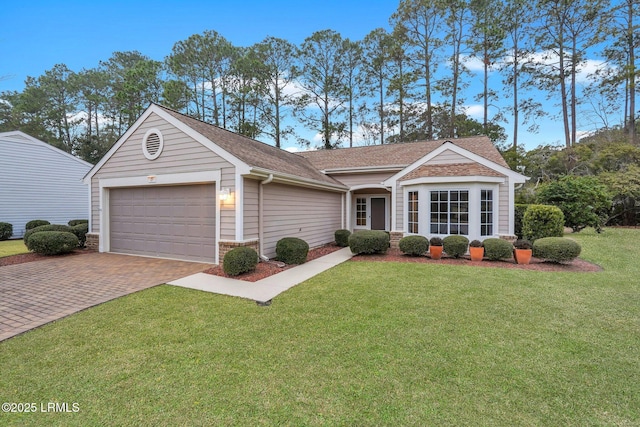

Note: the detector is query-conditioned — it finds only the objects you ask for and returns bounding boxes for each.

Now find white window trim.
[352,194,390,231]
[403,183,499,241]
[98,170,221,263]
[142,128,164,160]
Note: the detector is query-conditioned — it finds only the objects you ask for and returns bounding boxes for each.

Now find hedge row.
[0,222,12,241]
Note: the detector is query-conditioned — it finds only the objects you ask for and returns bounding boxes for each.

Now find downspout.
[258,174,274,261]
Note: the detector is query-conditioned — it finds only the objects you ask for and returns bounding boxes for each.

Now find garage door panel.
[110,185,216,263]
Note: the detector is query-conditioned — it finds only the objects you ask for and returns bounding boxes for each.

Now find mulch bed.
[0,249,90,267]
[2,243,601,283]
[204,243,343,282]
[351,248,602,273]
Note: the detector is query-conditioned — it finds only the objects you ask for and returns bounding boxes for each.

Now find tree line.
[0,0,637,166]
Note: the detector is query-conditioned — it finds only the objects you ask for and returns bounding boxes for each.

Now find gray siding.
[429,150,473,165]
[499,181,509,235]
[0,133,91,237]
[91,113,236,238]
[262,183,342,258]
[332,171,395,188]
[243,177,260,240]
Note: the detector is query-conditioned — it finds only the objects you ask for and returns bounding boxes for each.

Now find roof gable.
[85,104,344,188]
[299,136,510,171]
[384,141,527,185]
[0,130,93,168]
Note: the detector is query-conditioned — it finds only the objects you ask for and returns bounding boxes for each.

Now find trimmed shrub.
[429,236,443,246]
[68,219,89,227]
[71,223,89,247]
[398,235,429,256]
[0,222,12,240]
[223,247,259,276]
[24,224,75,250]
[522,204,564,242]
[334,229,351,247]
[513,239,532,250]
[533,237,581,263]
[483,238,514,261]
[514,204,529,239]
[25,219,50,230]
[276,237,309,264]
[28,231,79,255]
[469,239,483,248]
[348,230,390,255]
[443,235,469,258]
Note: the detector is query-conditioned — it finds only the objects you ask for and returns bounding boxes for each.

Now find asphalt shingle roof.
[298,136,509,170]
[158,105,343,187]
[158,105,509,186]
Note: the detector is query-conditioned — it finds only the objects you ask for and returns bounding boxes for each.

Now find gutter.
[258,174,274,260]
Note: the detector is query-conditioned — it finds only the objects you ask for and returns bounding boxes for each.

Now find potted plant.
[469,239,484,261]
[513,239,533,264]
[429,237,443,260]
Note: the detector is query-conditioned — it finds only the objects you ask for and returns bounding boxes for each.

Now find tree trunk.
[628,0,637,145]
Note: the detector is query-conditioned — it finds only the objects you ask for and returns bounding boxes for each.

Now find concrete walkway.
[168,247,353,303]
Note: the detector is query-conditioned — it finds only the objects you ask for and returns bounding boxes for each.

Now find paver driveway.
[0,252,211,341]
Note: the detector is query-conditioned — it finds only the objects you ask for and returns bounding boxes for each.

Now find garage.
[109,184,216,262]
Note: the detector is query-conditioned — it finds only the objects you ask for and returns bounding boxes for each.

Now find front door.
[371,197,386,230]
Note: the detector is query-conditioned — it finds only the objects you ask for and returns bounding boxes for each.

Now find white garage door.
[109,184,216,262]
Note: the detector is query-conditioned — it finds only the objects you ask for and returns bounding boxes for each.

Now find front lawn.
[1,228,638,425]
[0,239,28,257]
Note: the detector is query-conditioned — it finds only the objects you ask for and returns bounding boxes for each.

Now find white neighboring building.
[0,131,92,238]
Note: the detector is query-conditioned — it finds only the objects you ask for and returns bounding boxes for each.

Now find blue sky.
[1,0,609,151]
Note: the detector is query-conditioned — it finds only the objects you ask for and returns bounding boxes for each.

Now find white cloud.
[463,104,484,119]
[523,50,610,84]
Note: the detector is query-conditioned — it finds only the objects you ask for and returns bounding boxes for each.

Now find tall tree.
[227,46,267,138]
[254,36,298,148]
[469,0,505,134]
[361,28,392,145]
[33,64,80,154]
[600,0,639,145]
[501,0,542,149]
[439,0,470,138]
[341,38,363,147]
[387,24,415,143]
[534,0,608,148]
[295,30,347,149]
[166,30,234,126]
[391,0,444,140]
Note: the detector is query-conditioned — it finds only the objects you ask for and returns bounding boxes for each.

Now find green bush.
[334,229,351,247]
[429,236,443,246]
[348,230,390,255]
[223,247,259,276]
[443,235,469,258]
[276,237,309,264]
[25,219,50,230]
[482,238,514,261]
[522,204,564,242]
[71,223,89,247]
[68,219,89,227]
[0,222,12,240]
[514,204,529,239]
[28,231,79,255]
[24,224,75,250]
[536,175,611,232]
[533,237,582,263]
[398,235,429,256]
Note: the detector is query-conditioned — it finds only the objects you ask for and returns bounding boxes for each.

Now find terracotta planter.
[469,246,484,261]
[430,245,443,260]
[514,248,532,265]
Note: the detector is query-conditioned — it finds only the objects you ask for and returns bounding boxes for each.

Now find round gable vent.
[142,129,164,160]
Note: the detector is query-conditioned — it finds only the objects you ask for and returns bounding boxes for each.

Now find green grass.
[1,228,639,426]
[0,239,28,257]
